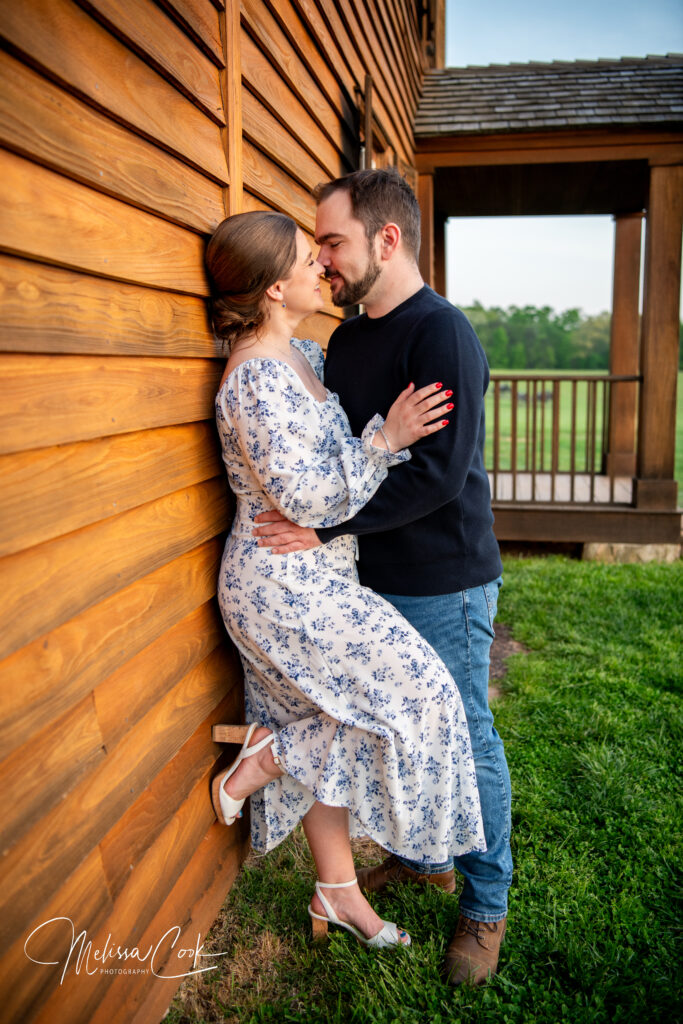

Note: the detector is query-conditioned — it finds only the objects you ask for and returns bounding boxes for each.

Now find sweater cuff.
[362,413,411,466]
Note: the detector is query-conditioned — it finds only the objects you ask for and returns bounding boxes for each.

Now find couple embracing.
[205,168,511,985]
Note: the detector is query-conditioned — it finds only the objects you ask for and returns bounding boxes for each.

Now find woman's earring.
[282,301,287,308]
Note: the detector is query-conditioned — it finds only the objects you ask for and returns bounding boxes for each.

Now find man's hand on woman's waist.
[252,510,321,554]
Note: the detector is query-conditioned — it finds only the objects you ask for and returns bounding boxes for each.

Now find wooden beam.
[434,210,447,297]
[212,723,250,743]
[605,213,643,476]
[433,0,446,70]
[415,129,683,171]
[417,172,434,286]
[636,164,683,505]
[364,73,373,168]
[492,505,681,543]
[222,0,242,214]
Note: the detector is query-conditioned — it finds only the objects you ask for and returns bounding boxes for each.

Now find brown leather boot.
[356,853,456,895]
[443,914,507,986]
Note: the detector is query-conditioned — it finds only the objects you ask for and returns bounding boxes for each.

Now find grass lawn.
[169,557,682,1024]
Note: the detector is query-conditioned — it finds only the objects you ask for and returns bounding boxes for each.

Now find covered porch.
[413,56,683,544]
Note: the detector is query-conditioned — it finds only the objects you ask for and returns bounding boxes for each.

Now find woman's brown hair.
[205,211,298,352]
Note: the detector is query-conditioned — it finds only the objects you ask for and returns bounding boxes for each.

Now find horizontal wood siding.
[0,1,242,1021]
[0,2,425,1020]
[238,0,424,346]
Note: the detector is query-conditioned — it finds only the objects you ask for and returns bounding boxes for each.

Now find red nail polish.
[444,390,453,397]
[446,403,454,410]
[442,419,449,426]
[435,382,443,389]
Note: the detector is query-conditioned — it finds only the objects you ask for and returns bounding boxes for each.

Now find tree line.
[462,301,683,371]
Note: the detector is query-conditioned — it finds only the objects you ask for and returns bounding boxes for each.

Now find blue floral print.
[215,338,485,860]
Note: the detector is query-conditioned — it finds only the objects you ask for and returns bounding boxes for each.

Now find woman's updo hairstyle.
[205,211,298,351]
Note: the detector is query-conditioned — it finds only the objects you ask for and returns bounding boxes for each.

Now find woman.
[206,211,484,949]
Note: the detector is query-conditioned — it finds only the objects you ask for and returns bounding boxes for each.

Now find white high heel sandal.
[308,879,411,948]
[211,723,280,825]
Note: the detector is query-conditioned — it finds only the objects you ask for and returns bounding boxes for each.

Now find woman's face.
[279,230,325,317]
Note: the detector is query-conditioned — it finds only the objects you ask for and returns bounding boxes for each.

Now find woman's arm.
[219,360,409,528]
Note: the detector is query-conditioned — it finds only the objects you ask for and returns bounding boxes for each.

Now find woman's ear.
[265,281,284,302]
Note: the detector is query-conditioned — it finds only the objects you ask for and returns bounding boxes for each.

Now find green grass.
[169,557,683,1024]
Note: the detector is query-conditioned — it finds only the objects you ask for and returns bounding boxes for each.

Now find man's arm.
[320,307,487,533]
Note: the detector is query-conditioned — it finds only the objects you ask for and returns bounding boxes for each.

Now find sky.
[444,0,683,315]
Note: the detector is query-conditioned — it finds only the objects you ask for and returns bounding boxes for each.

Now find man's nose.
[316,246,331,266]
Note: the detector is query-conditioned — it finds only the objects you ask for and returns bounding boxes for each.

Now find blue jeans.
[380,578,512,923]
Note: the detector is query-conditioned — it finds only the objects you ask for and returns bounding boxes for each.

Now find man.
[253,168,511,985]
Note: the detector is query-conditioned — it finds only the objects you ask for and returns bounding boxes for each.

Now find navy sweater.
[316,285,502,595]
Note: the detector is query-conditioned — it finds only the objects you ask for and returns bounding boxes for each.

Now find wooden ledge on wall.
[212,724,250,744]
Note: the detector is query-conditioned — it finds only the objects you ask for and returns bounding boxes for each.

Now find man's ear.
[265,281,284,302]
[378,223,401,260]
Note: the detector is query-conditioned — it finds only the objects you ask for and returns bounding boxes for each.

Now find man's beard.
[329,253,381,306]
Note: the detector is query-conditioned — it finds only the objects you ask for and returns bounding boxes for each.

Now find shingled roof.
[414,55,683,137]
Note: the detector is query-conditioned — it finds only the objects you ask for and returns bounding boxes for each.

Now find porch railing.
[485,373,641,505]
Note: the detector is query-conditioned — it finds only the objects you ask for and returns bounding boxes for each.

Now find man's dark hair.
[313,167,421,261]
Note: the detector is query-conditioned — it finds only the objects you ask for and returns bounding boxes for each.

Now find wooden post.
[364,73,373,169]
[222,0,243,215]
[634,165,683,509]
[434,210,447,297]
[605,212,643,476]
[433,0,446,69]
[417,172,435,287]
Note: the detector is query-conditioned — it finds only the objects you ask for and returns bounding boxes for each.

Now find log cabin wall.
[238,0,427,344]
[0,2,430,1022]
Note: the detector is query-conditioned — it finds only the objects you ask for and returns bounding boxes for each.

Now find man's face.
[315,190,381,306]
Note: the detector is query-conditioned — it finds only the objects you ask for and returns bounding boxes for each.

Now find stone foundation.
[582,542,681,564]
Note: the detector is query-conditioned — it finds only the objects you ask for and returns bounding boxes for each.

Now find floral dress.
[215,338,485,860]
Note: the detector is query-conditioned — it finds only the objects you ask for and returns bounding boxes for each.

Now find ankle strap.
[316,879,358,890]
[242,727,275,758]
[314,878,357,924]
